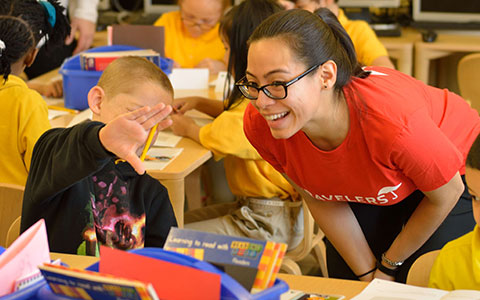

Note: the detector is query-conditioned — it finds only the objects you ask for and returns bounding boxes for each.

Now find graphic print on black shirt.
[77,168,146,255]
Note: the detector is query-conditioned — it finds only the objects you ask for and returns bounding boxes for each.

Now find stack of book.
[79,49,161,71]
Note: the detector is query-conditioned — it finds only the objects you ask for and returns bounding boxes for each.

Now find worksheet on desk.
[144,147,183,171]
[351,279,480,300]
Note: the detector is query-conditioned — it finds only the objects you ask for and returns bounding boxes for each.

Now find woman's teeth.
[265,112,288,121]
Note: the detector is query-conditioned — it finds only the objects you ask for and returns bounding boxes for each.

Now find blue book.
[163,228,285,292]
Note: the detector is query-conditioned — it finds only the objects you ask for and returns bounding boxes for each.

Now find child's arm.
[98,103,173,174]
[173,96,223,118]
[170,113,201,143]
[24,103,172,205]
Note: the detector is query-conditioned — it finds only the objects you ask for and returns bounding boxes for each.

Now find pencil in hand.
[139,124,159,162]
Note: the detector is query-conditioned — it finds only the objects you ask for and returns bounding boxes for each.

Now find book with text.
[163,228,286,292]
[39,263,159,300]
[80,49,160,71]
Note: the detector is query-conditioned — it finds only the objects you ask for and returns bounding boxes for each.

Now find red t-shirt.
[243,67,480,206]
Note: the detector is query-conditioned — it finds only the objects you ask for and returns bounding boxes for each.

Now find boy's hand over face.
[99,103,173,174]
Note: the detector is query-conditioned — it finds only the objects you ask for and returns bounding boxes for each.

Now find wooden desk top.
[50,252,368,299]
[415,31,480,51]
[379,27,421,46]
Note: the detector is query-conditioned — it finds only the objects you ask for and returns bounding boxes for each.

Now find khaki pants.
[185,197,304,250]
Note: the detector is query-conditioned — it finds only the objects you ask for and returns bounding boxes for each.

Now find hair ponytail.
[39,0,71,50]
[219,0,283,110]
[313,8,368,81]
[0,16,35,82]
[0,0,70,82]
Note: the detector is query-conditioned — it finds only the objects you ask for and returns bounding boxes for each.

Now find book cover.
[39,263,158,300]
[164,228,285,292]
[110,24,165,57]
[0,219,50,296]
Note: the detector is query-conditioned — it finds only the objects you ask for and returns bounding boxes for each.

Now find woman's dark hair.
[0,0,70,82]
[248,8,369,92]
[219,0,283,110]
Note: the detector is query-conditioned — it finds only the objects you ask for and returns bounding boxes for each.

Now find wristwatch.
[381,253,404,268]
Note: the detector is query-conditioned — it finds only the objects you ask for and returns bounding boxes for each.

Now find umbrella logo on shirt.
[377,183,403,200]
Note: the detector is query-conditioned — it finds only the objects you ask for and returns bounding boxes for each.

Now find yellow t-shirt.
[199,99,298,200]
[0,75,51,186]
[428,225,480,290]
[154,11,225,68]
[338,9,388,66]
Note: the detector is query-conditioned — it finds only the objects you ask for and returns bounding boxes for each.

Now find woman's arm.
[173,96,224,118]
[284,175,377,281]
[376,171,464,279]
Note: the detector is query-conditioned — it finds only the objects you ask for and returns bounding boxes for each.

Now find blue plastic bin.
[35,248,289,300]
[59,45,174,110]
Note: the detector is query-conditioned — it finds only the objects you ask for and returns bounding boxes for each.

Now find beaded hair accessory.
[0,40,5,57]
[38,0,56,28]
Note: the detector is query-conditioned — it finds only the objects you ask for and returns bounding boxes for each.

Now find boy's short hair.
[97,56,174,99]
[467,134,480,171]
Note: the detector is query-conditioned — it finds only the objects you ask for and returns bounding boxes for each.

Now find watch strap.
[376,260,398,277]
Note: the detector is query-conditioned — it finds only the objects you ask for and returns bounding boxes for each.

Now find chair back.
[5,216,21,247]
[0,183,24,247]
[458,53,480,112]
[406,250,440,287]
[281,200,328,277]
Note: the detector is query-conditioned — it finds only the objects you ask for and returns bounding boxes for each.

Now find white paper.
[184,109,214,128]
[154,130,182,147]
[168,68,209,90]
[144,147,183,171]
[281,289,345,300]
[48,109,69,120]
[67,109,92,127]
[351,279,449,300]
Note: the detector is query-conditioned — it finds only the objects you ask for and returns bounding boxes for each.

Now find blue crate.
[59,45,174,110]
[34,248,289,300]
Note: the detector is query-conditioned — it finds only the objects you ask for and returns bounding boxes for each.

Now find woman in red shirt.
[242,8,480,282]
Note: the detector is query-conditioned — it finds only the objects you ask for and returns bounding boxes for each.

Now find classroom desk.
[32,69,217,228]
[379,27,420,76]
[50,252,369,299]
[414,32,480,84]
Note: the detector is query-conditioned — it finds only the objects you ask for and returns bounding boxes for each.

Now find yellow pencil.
[47,105,79,114]
[140,124,158,161]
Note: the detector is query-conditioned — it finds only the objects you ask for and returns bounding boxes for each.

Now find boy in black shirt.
[21,57,177,255]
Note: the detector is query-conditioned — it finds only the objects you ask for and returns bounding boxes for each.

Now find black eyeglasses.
[235,64,320,100]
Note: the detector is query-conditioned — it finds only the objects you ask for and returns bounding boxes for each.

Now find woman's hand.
[99,103,172,174]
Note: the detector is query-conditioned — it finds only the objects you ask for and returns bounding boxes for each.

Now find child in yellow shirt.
[154,0,230,74]
[170,0,304,250]
[0,0,70,185]
[429,135,480,290]
[295,0,395,68]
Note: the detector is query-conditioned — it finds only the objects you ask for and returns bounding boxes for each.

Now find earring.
[323,84,328,88]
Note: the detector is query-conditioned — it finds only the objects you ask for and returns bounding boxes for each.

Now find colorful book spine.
[251,240,276,290]
[81,55,161,71]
